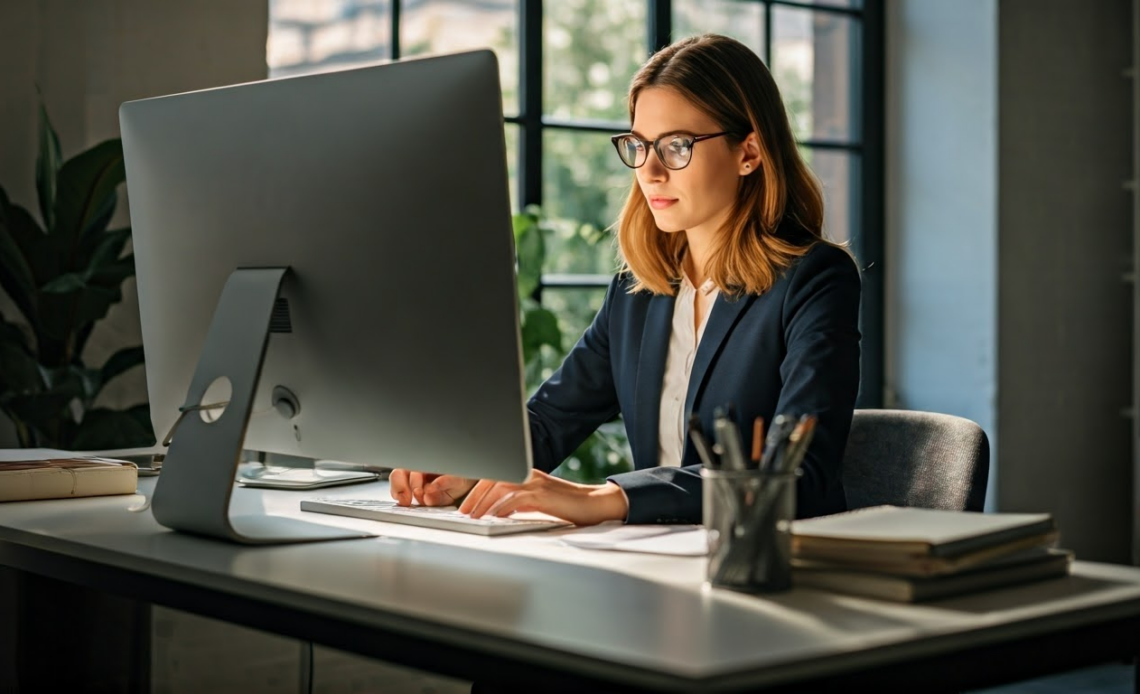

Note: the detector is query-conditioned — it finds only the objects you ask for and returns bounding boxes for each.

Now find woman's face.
[630,87,747,238]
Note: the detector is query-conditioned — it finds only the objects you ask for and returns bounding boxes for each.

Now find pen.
[688,414,720,469]
[780,415,817,474]
[713,406,748,472]
[759,414,794,472]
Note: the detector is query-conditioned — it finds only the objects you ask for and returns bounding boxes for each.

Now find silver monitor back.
[121,50,532,484]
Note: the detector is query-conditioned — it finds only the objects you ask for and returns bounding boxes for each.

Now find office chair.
[842,409,990,512]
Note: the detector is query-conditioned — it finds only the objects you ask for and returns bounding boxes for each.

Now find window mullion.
[764,0,773,67]
[520,0,544,210]
[648,0,672,53]
[390,0,401,60]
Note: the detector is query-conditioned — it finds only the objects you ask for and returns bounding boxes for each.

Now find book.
[793,548,1073,602]
[791,505,1056,561]
[0,455,138,502]
[791,530,1060,577]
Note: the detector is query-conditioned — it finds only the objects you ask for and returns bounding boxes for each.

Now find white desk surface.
[2,477,1140,691]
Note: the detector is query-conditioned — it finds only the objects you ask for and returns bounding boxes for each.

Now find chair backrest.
[842,409,989,512]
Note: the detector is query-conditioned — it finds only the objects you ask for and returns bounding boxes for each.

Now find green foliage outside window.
[513,207,631,483]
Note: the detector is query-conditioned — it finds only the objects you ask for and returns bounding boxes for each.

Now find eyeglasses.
[610,131,734,170]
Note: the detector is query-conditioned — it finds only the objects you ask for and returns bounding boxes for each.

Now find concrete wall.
[888,0,1135,563]
[0,0,269,445]
[996,0,1134,563]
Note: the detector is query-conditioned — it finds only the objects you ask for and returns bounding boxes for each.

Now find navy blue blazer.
[525,239,862,524]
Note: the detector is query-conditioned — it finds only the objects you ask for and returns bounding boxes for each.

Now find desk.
[1,477,1139,692]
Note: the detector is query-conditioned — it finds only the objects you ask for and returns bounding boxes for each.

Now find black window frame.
[508,0,883,408]
[290,0,884,407]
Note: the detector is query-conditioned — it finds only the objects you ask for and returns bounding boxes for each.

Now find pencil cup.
[701,468,796,593]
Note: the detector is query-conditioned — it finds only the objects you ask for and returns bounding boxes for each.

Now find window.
[268,0,883,406]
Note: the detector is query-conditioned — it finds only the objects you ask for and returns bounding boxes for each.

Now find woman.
[390,33,861,525]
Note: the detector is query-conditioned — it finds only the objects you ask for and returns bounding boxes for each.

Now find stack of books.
[789,505,1072,602]
[0,454,138,502]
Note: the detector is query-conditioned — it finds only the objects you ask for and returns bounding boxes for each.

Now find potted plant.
[0,104,153,449]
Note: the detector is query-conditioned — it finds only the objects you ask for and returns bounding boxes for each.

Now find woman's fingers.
[459,479,515,517]
[423,476,477,506]
[408,471,428,504]
[389,469,413,505]
[390,470,456,506]
[457,479,495,514]
[486,490,536,518]
[467,485,514,518]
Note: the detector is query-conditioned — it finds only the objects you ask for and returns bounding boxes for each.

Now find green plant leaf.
[0,189,56,287]
[0,192,39,328]
[41,272,87,294]
[73,365,103,403]
[74,322,97,364]
[520,306,561,365]
[38,364,85,400]
[84,227,131,271]
[0,316,40,393]
[88,254,134,287]
[50,138,124,262]
[72,407,155,450]
[511,208,540,241]
[513,211,544,301]
[35,101,62,232]
[73,284,122,326]
[100,345,145,389]
[1,391,76,442]
[33,292,77,356]
[126,403,156,445]
[79,191,118,245]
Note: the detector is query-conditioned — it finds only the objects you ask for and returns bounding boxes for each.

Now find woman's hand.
[459,470,629,526]
[389,468,629,526]
[389,469,477,507]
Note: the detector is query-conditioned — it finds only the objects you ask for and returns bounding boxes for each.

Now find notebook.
[791,530,1059,577]
[793,547,1073,602]
[791,505,1056,561]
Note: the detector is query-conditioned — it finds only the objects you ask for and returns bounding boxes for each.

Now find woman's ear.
[739,132,762,176]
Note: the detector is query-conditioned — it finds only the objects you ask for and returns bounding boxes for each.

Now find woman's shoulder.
[795,240,859,273]
[775,218,859,276]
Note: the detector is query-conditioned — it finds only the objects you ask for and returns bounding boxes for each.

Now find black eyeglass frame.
[609,131,737,170]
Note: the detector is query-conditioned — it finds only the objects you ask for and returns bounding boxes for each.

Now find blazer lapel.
[633,294,674,467]
[684,293,757,415]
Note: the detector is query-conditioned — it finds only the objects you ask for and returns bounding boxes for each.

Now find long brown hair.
[617,34,827,296]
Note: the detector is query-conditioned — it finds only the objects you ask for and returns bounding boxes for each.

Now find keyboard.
[300,498,573,536]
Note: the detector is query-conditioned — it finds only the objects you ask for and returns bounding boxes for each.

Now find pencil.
[751,417,764,465]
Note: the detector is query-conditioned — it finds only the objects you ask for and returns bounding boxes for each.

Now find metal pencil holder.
[702,468,796,593]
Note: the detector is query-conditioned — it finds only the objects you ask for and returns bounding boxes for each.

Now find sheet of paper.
[560,524,709,556]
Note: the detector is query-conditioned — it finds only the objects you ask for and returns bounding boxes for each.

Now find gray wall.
[888,0,1136,563]
[997,0,1134,563]
[0,0,269,445]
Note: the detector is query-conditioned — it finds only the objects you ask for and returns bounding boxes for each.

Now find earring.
[743,163,752,171]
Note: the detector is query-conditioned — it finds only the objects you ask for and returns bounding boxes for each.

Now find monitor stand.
[150,267,376,544]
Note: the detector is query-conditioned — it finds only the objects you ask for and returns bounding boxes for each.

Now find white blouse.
[657,275,720,467]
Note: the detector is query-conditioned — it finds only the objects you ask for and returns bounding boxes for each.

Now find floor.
[974,662,1134,693]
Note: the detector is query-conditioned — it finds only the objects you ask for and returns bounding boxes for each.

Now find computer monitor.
[120,50,532,543]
